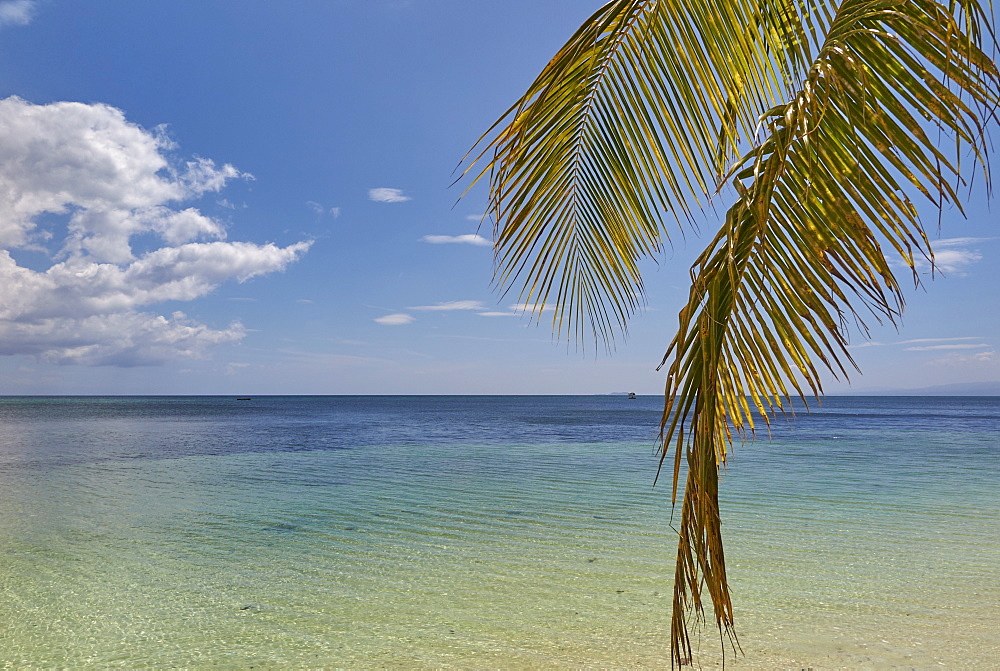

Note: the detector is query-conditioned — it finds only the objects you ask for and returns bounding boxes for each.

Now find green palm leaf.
[465,0,811,345]
[466,0,998,665]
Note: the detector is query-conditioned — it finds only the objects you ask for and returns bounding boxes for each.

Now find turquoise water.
[0,396,997,668]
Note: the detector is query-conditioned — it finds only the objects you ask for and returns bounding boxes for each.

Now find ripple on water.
[0,395,997,668]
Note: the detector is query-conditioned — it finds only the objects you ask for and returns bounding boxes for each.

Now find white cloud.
[847,341,886,349]
[925,248,983,274]
[374,313,414,325]
[893,238,990,276]
[509,303,556,313]
[0,311,245,367]
[421,234,491,246]
[477,311,519,317]
[0,1,34,27]
[0,97,250,260]
[925,349,998,367]
[408,300,486,311]
[368,187,410,203]
[0,97,310,366]
[898,337,981,344]
[307,201,340,218]
[904,343,990,351]
[902,238,988,275]
[933,237,996,248]
[851,336,985,350]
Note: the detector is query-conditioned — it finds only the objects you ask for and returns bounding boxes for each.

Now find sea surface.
[0,395,997,669]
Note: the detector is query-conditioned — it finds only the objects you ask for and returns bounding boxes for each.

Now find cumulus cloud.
[408,300,486,311]
[374,313,414,325]
[0,311,245,367]
[0,97,249,260]
[421,234,491,246]
[368,187,410,203]
[0,0,34,27]
[0,97,310,366]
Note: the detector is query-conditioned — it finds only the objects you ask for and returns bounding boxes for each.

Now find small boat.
[627,392,637,399]
[236,397,252,401]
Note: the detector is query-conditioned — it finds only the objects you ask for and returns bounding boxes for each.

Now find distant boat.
[627,392,637,399]
[236,397,252,401]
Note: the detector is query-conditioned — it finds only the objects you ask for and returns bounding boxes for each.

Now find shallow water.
[0,396,997,668]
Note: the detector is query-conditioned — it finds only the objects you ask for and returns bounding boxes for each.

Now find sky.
[0,0,996,396]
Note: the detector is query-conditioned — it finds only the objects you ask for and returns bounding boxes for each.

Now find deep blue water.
[2,395,995,501]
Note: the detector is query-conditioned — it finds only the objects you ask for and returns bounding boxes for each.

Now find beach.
[0,395,997,668]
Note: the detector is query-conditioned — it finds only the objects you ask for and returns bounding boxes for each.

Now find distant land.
[605,381,1000,397]
[837,381,1000,396]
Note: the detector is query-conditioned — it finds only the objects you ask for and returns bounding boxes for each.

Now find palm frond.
[465,0,811,347]
[467,0,998,666]
[659,0,997,663]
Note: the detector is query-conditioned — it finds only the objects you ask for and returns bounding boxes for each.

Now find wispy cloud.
[847,341,886,349]
[368,187,410,203]
[470,303,556,318]
[925,349,998,366]
[899,337,981,345]
[925,248,983,274]
[899,237,991,275]
[0,1,35,27]
[851,336,985,349]
[307,201,340,218]
[933,237,996,248]
[408,300,485,311]
[421,234,491,246]
[374,313,414,325]
[276,348,397,366]
[905,343,991,351]
[429,333,552,343]
[509,303,556,313]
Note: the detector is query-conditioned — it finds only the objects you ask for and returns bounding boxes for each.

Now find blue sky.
[0,0,996,395]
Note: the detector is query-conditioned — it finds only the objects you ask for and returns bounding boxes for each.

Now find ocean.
[0,395,996,668]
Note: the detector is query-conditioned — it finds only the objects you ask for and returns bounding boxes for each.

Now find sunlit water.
[0,396,996,668]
